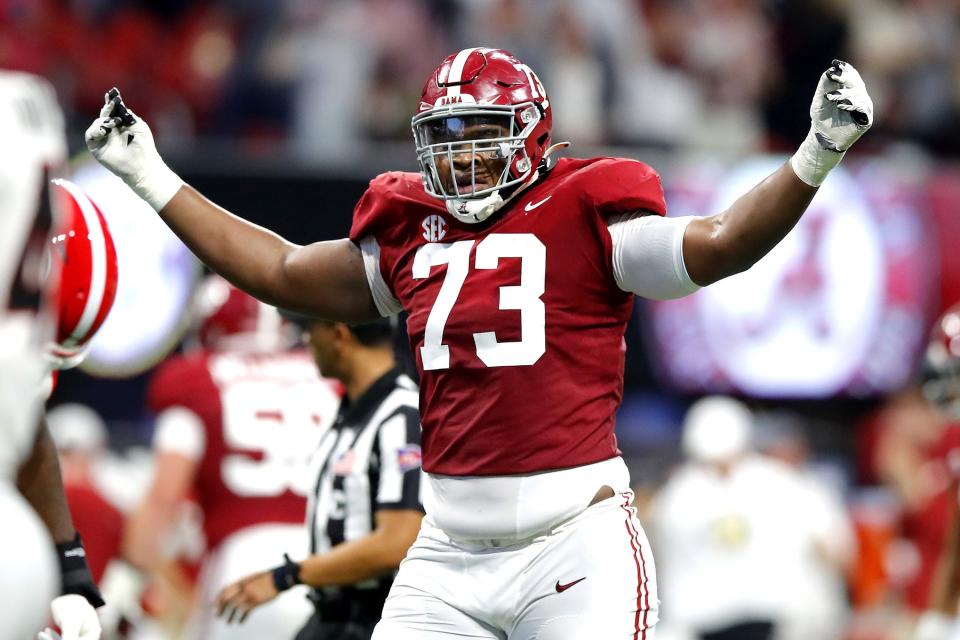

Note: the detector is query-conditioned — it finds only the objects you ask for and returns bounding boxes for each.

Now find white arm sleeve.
[608,213,700,300]
[152,407,206,461]
[358,236,403,317]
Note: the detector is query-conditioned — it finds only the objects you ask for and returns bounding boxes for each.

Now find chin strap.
[446,169,544,224]
[446,190,504,223]
[543,141,570,170]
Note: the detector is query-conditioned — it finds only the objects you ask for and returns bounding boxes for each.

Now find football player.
[910,304,960,640]
[1,71,116,640]
[85,49,873,638]
[0,68,64,640]
[29,179,118,640]
[123,276,342,640]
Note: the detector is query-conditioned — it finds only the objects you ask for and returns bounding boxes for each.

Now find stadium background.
[10,0,960,638]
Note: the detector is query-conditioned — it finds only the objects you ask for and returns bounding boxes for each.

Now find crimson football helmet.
[190,275,288,352]
[46,179,119,370]
[412,47,555,224]
[922,303,960,418]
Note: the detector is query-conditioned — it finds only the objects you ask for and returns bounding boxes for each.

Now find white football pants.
[0,483,59,639]
[373,491,658,640]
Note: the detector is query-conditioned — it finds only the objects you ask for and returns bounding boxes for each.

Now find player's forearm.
[122,502,176,570]
[158,186,298,305]
[16,419,76,543]
[161,187,380,321]
[298,531,409,587]
[86,91,381,322]
[685,60,873,286]
[685,162,816,286]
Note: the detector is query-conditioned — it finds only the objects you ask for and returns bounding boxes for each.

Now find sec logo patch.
[421,214,447,242]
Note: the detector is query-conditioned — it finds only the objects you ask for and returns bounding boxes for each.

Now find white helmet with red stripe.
[47,179,119,370]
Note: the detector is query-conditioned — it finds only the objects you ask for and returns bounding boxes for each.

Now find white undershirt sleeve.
[358,236,403,317]
[608,213,701,300]
[152,407,206,461]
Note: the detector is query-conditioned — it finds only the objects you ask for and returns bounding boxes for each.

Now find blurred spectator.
[287,0,445,159]
[650,396,854,640]
[5,0,960,155]
[612,0,706,148]
[754,411,856,640]
[763,0,851,149]
[873,388,960,615]
[844,0,960,155]
[681,0,776,152]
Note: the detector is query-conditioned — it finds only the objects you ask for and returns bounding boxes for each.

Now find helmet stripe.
[445,47,484,98]
[54,179,106,344]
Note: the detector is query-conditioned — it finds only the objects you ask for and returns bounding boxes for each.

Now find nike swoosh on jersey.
[524,195,552,212]
[555,577,586,593]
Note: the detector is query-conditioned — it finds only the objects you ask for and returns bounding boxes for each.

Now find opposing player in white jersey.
[86,49,873,638]
[0,68,65,640]
[124,276,342,640]
[1,71,118,640]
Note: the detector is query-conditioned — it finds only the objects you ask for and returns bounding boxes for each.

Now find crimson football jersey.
[64,483,123,584]
[147,350,341,549]
[350,157,666,476]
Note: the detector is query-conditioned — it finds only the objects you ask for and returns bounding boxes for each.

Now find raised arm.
[159,187,377,322]
[85,92,379,322]
[683,60,873,286]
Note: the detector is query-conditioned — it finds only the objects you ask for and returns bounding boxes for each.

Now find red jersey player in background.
[123,275,341,640]
[879,303,960,640]
[86,48,873,639]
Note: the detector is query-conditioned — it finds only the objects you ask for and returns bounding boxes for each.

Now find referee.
[216,315,424,640]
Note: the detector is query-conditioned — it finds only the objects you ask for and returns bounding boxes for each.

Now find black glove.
[56,533,105,608]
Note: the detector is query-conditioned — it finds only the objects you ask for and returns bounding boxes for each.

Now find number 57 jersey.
[350,157,666,477]
[147,349,342,550]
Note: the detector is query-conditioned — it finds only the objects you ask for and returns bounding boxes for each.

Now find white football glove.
[38,594,102,640]
[791,59,874,187]
[84,90,183,211]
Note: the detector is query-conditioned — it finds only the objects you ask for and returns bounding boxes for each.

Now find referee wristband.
[271,553,302,592]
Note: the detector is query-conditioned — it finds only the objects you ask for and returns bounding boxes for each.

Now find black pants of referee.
[700,620,776,640]
[294,613,377,640]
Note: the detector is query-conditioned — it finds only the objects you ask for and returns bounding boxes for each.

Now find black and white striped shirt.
[306,367,423,605]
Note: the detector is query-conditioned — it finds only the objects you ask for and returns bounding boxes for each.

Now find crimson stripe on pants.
[619,493,648,640]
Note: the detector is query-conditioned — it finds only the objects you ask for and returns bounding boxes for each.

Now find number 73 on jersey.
[413,233,546,371]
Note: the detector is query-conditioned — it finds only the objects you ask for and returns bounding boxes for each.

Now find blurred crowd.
[4,0,960,158]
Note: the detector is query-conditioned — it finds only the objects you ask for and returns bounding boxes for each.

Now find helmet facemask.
[922,341,960,420]
[412,102,542,223]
